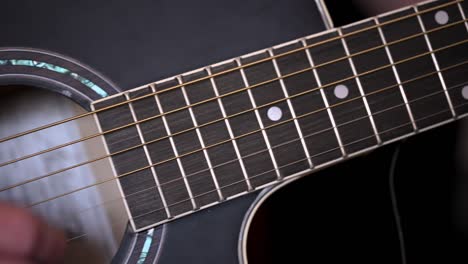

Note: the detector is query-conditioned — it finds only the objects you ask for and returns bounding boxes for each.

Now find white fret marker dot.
[267,106,282,121]
[334,84,349,99]
[462,86,468,100]
[435,10,449,25]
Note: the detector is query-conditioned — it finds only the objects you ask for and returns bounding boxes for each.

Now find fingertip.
[33,222,67,264]
[0,202,41,257]
[0,202,66,263]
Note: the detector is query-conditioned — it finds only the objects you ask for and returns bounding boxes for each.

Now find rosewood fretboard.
[92,0,468,231]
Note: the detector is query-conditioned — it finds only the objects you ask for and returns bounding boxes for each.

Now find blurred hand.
[0,202,65,264]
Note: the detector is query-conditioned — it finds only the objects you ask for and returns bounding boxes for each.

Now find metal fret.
[151,84,197,210]
[338,29,382,144]
[375,18,418,131]
[300,38,346,156]
[414,6,456,118]
[124,92,172,219]
[206,67,253,191]
[235,58,281,180]
[176,76,224,201]
[457,1,468,31]
[267,48,313,168]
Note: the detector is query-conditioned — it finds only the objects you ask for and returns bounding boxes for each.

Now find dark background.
[2,0,467,263]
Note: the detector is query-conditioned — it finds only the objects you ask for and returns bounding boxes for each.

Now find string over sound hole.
[0,86,129,263]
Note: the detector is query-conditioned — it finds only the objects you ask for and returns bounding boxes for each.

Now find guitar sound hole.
[0,86,129,263]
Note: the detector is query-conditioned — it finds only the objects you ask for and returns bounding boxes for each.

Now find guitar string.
[2,38,466,195]
[54,81,468,243]
[0,20,468,167]
[119,79,468,208]
[57,89,468,240]
[131,96,468,221]
[1,18,465,169]
[23,66,468,210]
[0,0,461,145]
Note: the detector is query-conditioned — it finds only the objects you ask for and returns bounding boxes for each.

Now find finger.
[0,256,33,264]
[0,202,65,263]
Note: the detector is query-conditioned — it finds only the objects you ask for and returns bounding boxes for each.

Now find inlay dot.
[435,10,449,25]
[462,86,468,100]
[334,84,349,99]
[267,106,283,121]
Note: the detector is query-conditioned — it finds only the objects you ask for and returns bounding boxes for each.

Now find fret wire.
[375,17,418,131]
[236,57,282,180]
[1,19,465,170]
[178,76,224,201]
[338,28,382,144]
[414,5,456,117]
[206,67,253,191]
[457,1,468,31]
[4,39,467,195]
[25,60,468,209]
[301,38,346,156]
[267,48,314,168]
[151,83,197,210]
[132,98,468,222]
[0,0,461,145]
[125,91,172,218]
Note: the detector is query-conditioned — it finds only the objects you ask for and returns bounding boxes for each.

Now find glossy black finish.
[1,0,329,263]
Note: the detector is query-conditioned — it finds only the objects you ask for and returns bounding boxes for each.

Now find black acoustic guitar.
[0,0,467,263]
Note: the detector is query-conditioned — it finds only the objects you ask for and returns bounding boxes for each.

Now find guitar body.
[2,0,468,263]
[0,1,333,263]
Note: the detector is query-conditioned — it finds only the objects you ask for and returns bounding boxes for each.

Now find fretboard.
[92,0,468,232]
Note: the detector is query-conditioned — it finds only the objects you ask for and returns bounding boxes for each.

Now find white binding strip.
[235,57,282,180]
[176,76,224,201]
[375,17,418,131]
[338,28,382,144]
[206,66,253,191]
[267,48,314,167]
[300,38,347,156]
[414,6,456,118]
[125,91,172,219]
[150,84,197,210]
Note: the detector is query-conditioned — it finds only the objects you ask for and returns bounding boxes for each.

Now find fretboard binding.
[375,17,418,131]
[415,6,457,118]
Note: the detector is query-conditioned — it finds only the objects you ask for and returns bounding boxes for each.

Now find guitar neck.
[92,0,468,231]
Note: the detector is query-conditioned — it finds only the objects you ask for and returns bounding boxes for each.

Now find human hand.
[0,202,66,264]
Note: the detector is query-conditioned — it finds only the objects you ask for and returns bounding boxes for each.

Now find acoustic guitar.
[0,0,467,263]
